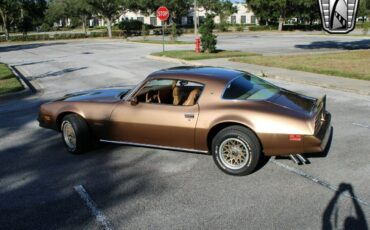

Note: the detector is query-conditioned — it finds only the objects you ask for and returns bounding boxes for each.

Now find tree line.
[0,0,237,39]
[0,0,46,39]
[1,0,370,40]
[248,0,370,31]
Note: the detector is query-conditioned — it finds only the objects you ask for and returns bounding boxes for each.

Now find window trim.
[220,75,242,101]
[221,74,280,101]
[130,77,206,107]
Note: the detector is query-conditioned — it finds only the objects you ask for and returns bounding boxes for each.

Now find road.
[135,31,370,55]
[0,36,369,229]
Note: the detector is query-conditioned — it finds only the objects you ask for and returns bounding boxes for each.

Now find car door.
[107,79,203,150]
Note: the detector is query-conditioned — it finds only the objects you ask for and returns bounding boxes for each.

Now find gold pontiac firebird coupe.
[38,67,332,175]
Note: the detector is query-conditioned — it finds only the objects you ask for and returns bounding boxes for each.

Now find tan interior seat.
[173,87,181,105]
[172,80,181,105]
[183,88,200,106]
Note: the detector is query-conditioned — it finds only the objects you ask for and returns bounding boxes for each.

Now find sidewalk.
[147,55,370,96]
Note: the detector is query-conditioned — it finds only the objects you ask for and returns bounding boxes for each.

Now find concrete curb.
[11,66,37,93]
[146,55,370,96]
[0,65,38,101]
[145,55,203,66]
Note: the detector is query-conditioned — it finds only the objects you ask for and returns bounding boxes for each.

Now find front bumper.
[37,113,55,129]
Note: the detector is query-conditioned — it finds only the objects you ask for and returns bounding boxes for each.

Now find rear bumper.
[303,112,332,154]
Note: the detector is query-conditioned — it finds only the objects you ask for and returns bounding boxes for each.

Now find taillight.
[289,134,302,141]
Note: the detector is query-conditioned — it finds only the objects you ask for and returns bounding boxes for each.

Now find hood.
[267,89,317,116]
[58,88,132,102]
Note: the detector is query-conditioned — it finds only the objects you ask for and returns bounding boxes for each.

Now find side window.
[173,80,204,106]
[230,15,237,24]
[135,79,204,106]
[150,17,157,26]
[136,79,173,104]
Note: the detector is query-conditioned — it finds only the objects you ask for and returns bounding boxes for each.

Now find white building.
[90,3,258,27]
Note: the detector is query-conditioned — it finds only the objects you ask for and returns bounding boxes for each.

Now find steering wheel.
[145,91,152,103]
[145,90,161,103]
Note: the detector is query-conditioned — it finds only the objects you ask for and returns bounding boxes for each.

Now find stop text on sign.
[156,6,169,21]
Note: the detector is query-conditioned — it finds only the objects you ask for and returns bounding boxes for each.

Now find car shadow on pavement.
[14,60,55,67]
[295,40,370,50]
[30,67,88,80]
[322,183,368,230]
[0,42,67,53]
[0,96,167,229]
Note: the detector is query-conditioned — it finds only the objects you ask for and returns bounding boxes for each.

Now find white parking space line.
[352,122,370,129]
[74,185,113,230]
[271,160,370,209]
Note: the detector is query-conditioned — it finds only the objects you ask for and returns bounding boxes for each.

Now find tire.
[61,114,92,154]
[212,125,261,176]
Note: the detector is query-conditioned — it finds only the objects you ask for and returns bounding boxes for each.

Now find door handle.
[184,113,195,119]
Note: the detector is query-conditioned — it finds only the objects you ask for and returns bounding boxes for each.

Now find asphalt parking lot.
[0,34,369,229]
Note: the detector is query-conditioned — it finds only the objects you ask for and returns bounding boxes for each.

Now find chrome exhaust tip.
[296,154,310,164]
[289,154,301,164]
[289,154,310,165]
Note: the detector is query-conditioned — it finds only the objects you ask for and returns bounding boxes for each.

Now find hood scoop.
[60,88,131,102]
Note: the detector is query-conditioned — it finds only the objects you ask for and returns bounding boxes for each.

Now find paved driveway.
[0,38,369,229]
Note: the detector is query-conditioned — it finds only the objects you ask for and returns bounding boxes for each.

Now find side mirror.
[130,97,138,105]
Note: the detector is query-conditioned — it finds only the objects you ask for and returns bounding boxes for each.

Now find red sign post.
[156,6,169,52]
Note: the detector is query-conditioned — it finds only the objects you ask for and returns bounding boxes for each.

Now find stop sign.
[156,6,169,21]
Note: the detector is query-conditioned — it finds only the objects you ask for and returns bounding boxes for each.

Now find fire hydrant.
[195,37,201,53]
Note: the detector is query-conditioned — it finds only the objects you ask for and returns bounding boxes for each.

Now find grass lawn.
[129,39,193,45]
[152,50,259,60]
[230,50,370,81]
[0,63,24,95]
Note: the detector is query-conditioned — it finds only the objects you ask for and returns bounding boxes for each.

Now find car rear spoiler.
[316,95,326,113]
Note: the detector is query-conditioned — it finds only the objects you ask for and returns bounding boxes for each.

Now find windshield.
[122,79,145,100]
[222,74,280,100]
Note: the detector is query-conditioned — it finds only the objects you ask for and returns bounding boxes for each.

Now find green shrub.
[94,26,107,30]
[152,28,171,35]
[217,21,229,32]
[112,25,120,30]
[283,24,322,31]
[363,22,370,35]
[171,23,177,41]
[236,24,245,32]
[199,14,217,53]
[0,30,124,43]
[54,33,87,40]
[182,28,194,34]
[118,19,144,36]
[248,25,278,31]
[40,23,52,32]
[89,31,106,37]
[249,24,322,31]
[141,24,148,39]
[111,30,123,37]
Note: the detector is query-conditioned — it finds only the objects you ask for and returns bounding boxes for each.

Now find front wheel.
[212,126,261,176]
[61,114,92,154]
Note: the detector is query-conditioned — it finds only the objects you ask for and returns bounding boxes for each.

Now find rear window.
[222,74,280,100]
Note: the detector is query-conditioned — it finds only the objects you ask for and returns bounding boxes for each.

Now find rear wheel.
[61,114,92,154]
[212,126,261,176]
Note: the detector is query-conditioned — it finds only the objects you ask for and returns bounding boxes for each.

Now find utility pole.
[193,0,198,37]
